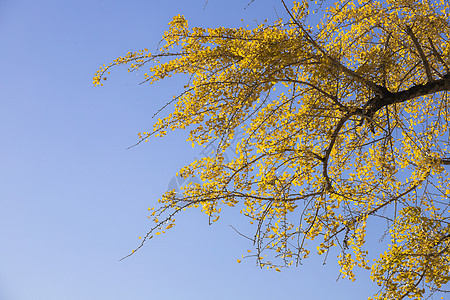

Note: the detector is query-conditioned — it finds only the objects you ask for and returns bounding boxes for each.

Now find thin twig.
[230,225,254,242]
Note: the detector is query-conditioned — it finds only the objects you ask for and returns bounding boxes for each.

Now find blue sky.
[1,1,380,299]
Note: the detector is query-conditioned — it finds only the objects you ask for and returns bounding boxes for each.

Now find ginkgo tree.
[94,0,450,299]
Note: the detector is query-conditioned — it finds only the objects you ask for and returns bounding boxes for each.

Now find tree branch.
[281,77,347,110]
[321,113,352,191]
[441,157,450,165]
[428,36,450,73]
[405,25,433,82]
[364,73,450,116]
[280,0,384,95]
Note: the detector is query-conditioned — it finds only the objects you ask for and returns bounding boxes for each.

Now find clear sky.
[1,1,380,299]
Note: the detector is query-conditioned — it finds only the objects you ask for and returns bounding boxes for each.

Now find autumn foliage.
[94,0,450,299]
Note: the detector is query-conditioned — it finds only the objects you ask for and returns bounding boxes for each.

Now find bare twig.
[230,225,254,242]
[244,0,256,9]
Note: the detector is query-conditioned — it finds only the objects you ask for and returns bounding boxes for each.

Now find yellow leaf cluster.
[96,1,450,299]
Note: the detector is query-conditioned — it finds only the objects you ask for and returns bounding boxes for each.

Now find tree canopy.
[94,0,450,299]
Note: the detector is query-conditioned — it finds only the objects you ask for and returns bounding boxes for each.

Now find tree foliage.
[94,0,450,298]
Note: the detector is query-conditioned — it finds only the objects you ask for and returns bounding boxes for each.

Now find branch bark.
[405,25,433,83]
[363,73,450,116]
[428,36,450,73]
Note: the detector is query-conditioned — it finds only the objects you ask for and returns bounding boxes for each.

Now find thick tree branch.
[380,33,391,87]
[427,36,450,73]
[322,113,352,190]
[320,75,450,191]
[405,25,433,82]
[363,73,450,116]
